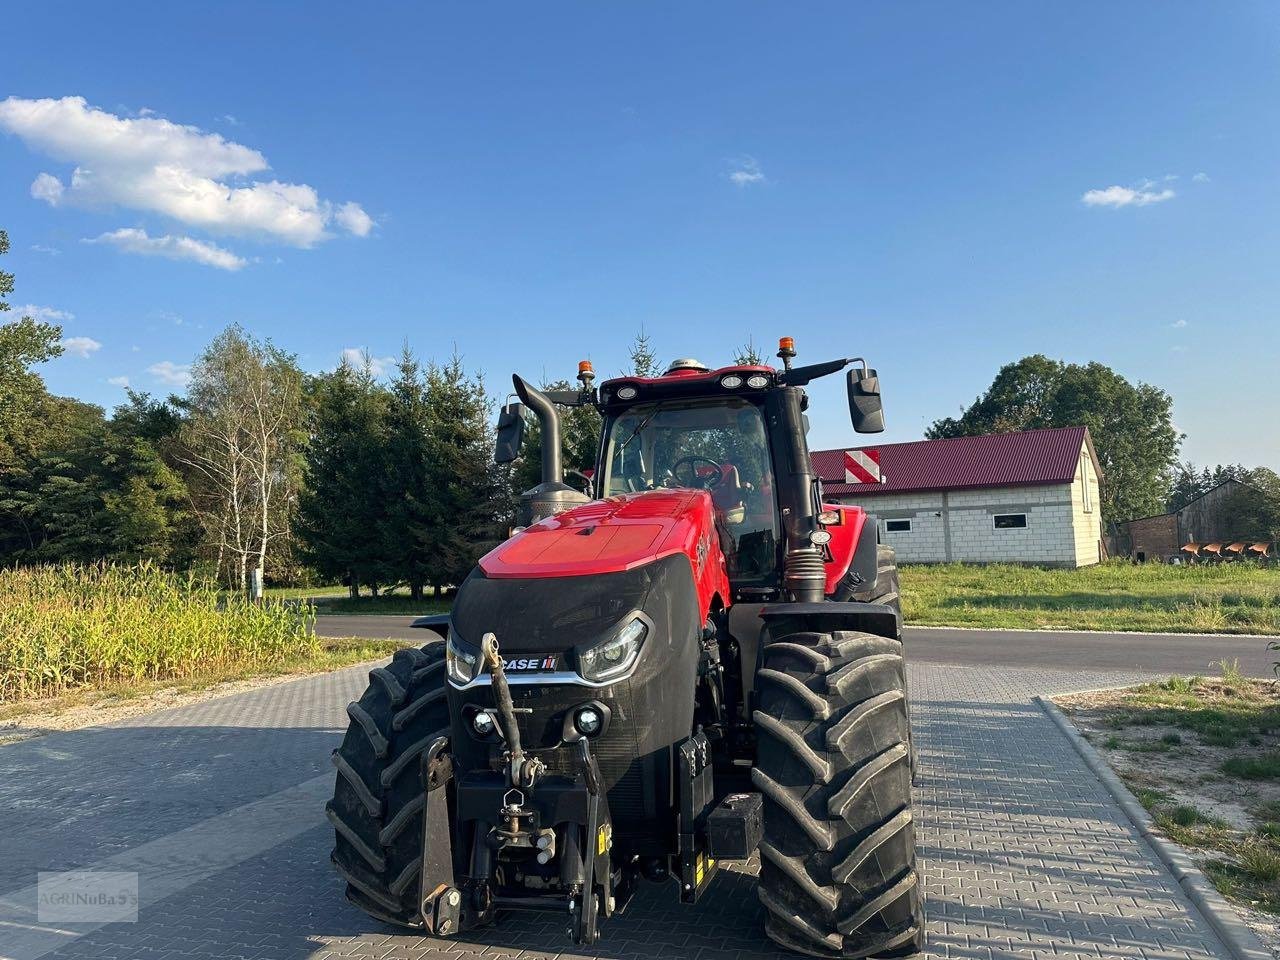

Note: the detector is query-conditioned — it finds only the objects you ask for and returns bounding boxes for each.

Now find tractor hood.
[480,489,721,580]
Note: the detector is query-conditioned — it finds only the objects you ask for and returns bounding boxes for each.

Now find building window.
[993,513,1028,529]
[885,519,912,533]
[1081,453,1092,514]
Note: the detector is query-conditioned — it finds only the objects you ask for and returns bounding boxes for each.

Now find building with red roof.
[811,426,1105,567]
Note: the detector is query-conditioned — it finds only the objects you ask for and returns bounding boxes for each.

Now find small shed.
[1121,479,1246,561]
[811,426,1105,567]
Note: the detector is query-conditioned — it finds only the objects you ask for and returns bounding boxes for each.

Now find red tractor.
[328,338,922,957]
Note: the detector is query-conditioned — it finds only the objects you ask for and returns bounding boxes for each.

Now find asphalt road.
[316,614,1279,677]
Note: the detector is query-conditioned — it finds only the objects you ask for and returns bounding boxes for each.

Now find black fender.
[845,513,880,594]
[758,601,900,643]
[410,612,451,640]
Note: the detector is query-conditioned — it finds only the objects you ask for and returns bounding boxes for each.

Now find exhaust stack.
[513,375,589,525]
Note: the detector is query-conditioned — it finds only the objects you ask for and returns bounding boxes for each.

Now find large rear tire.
[753,628,923,958]
[328,641,450,927]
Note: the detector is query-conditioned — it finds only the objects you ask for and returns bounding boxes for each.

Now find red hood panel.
[481,490,716,580]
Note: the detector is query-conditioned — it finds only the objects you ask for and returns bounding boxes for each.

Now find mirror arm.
[782,356,868,387]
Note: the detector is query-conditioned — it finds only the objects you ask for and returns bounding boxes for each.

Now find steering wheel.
[670,455,725,490]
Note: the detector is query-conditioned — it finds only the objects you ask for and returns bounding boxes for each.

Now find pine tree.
[628,328,658,377]
[297,359,388,597]
[420,353,503,594]
[379,347,434,600]
[735,338,763,365]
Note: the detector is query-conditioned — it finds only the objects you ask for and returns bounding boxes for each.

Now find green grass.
[263,584,349,600]
[900,560,1280,634]
[1100,677,1280,914]
[0,563,317,703]
[1222,752,1280,781]
[1097,675,1279,749]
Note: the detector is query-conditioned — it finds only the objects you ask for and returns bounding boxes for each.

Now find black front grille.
[509,683,647,824]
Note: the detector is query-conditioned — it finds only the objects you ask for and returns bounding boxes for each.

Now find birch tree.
[179,326,303,590]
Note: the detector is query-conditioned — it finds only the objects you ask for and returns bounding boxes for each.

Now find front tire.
[753,628,923,958]
[328,642,450,926]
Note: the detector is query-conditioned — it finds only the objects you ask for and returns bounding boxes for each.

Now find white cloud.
[727,156,766,187]
[1193,172,1210,183]
[341,347,396,376]
[30,243,60,255]
[221,114,241,126]
[148,360,191,387]
[85,227,247,271]
[10,303,73,324]
[1171,319,1188,329]
[0,96,373,247]
[61,336,102,358]
[1081,183,1175,208]
[335,201,374,237]
[108,375,130,388]
[30,171,64,204]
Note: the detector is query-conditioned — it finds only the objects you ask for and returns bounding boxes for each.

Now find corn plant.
[0,562,317,702]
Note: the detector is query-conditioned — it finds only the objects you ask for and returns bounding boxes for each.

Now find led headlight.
[446,631,479,685]
[574,706,603,736]
[579,617,648,683]
[616,386,638,400]
[746,374,770,389]
[720,374,743,389]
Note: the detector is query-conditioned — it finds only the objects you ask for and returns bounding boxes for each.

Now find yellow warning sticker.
[695,852,705,885]
[596,823,612,855]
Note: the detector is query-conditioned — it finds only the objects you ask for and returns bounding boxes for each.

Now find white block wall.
[833,466,1102,568]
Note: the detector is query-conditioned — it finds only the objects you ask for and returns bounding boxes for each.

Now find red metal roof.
[813,426,1099,497]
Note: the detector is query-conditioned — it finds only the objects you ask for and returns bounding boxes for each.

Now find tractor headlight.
[579,617,648,683]
[746,374,770,389]
[446,631,479,685]
[720,374,744,389]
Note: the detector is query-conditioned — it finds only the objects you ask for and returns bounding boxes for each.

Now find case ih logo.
[843,448,884,485]
[503,655,558,672]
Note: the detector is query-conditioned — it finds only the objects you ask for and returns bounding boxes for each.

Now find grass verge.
[901,559,1280,634]
[1059,673,1280,926]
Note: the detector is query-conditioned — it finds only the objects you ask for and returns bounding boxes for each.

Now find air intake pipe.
[512,374,589,524]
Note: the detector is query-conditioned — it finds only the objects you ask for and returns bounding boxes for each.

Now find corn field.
[0,563,317,702]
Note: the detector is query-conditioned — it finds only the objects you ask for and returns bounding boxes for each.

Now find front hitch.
[480,632,543,788]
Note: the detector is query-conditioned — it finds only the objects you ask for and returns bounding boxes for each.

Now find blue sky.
[3,2,1277,468]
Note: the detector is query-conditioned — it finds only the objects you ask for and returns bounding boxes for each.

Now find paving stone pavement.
[0,659,1237,960]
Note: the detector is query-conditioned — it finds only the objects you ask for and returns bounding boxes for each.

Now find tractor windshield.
[601,398,779,581]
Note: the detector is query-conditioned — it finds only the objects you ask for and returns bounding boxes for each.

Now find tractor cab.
[598,382,779,583]
[496,340,886,602]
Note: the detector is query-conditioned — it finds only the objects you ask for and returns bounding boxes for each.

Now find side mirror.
[847,367,885,434]
[494,402,526,463]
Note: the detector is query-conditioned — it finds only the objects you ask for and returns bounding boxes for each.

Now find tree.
[419,353,503,594]
[928,355,1181,523]
[179,326,303,590]
[735,338,763,365]
[0,229,65,462]
[297,357,389,597]
[378,348,435,599]
[628,327,658,377]
[1222,467,1280,542]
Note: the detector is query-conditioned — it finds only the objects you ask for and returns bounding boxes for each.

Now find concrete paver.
[0,656,1240,959]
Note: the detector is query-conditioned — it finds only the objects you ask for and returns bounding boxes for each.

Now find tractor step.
[707,792,763,861]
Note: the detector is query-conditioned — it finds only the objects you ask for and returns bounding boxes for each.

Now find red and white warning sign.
[844,448,884,484]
